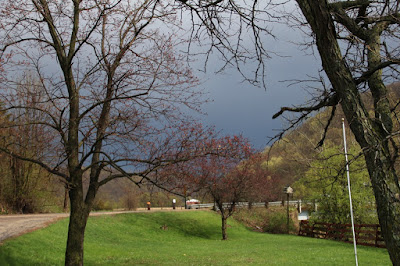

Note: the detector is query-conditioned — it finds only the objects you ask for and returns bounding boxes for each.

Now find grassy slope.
[0,211,390,265]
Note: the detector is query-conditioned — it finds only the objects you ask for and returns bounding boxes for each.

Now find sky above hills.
[198,23,321,150]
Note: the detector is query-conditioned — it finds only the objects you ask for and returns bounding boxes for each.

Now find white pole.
[342,118,358,266]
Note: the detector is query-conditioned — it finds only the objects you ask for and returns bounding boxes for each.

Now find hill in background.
[263,82,400,200]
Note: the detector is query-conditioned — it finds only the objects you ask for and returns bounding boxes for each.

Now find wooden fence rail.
[298,220,385,248]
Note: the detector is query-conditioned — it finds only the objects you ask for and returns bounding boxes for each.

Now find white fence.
[188,200,304,210]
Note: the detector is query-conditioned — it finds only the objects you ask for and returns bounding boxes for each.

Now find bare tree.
[0,1,213,265]
[175,0,275,86]
[0,74,59,213]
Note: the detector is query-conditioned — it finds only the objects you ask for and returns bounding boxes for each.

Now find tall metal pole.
[287,192,290,234]
[342,118,358,266]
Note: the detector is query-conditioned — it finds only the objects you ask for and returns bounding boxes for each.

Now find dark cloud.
[200,27,321,149]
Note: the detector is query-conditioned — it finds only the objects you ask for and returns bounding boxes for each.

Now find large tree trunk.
[364,150,400,263]
[296,0,400,264]
[65,186,90,266]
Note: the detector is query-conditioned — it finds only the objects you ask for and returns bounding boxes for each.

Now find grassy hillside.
[0,211,390,265]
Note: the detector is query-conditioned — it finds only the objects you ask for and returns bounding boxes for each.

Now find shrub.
[121,193,139,211]
[92,198,114,211]
[263,210,296,234]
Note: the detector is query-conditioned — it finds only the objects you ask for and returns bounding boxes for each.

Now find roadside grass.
[0,210,391,265]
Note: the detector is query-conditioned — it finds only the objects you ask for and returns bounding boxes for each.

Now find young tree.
[158,135,277,240]
[210,153,277,240]
[0,1,211,264]
[209,151,281,239]
[200,137,254,240]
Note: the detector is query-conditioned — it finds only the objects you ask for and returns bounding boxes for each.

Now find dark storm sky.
[198,25,321,150]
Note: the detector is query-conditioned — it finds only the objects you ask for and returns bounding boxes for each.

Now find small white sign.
[298,211,309,221]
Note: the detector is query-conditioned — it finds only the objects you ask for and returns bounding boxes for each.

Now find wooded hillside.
[263,82,400,223]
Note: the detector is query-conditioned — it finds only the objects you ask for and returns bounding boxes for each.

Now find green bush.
[293,146,378,225]
[263,210,296,234]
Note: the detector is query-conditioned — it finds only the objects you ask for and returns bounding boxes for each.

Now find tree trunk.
[63,187,69,212]
[364,150,400,264]
[296,0,400,264]
[10,157,26,213]
[221,215,228,240]
[64,186,90,266]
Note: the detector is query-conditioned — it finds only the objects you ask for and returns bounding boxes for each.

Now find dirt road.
[0,213,69,244]
[0,207,193,244]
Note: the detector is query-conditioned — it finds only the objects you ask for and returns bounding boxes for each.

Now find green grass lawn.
[0,210,391,265]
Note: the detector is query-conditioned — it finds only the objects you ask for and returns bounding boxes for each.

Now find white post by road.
[342,118,358,266]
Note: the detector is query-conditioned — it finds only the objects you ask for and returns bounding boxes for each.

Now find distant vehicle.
[186,199,200,209]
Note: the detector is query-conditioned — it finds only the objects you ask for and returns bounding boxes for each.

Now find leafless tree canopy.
[175,0,278,86]
[0,0,211,183]
[0,1,233,264]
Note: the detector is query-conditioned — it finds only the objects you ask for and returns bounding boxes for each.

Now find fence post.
[326,223,331,239]
[297,200,301,213]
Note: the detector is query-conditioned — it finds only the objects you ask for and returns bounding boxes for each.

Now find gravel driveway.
[0,213,69,244]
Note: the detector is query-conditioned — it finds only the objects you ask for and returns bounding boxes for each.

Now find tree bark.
[364,151,400,264]
[296,0,400,264]
[221,215,228,240]
[63,187,69,212]
[65,185,90,266]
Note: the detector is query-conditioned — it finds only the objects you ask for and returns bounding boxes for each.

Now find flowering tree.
[210,151,282,240]
[209,154,255,240]
[157,135,276,240]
